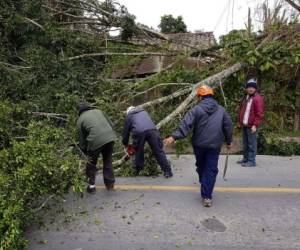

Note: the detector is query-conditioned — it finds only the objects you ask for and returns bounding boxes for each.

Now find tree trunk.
[156,62,245,129]
[294,72,300,131]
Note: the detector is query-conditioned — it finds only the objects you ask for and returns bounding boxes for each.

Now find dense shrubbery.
[0,122,83,249]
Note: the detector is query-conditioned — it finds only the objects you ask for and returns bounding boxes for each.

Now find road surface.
[26,155,300,250]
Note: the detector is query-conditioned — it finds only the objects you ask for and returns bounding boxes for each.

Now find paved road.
[26,155,300,250]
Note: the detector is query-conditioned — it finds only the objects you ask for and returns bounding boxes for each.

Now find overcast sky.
[118,0,280,39]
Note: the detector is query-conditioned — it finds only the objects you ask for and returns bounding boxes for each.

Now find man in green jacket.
[76,102,117,194]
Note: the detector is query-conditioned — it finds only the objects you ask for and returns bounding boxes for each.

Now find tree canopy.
[158,14,188,33]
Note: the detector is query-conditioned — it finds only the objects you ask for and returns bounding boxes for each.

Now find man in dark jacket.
[237,79,264,167]
[77,102,117,194]
[122,107,173,178]
[164,85,233,207]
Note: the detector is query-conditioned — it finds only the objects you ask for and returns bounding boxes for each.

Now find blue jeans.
[242,127,257,165]
[133,129,171,173]
[193,147,220,199]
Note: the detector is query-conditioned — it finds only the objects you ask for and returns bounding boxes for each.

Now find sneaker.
[86,185,96,194]
[105,183,114,191]
[242,162,256,167]
[237,159,247,164]
[202,198,212,208]
[163,170,173,178]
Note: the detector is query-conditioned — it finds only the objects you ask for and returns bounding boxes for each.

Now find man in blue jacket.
[122,107,173,178]
[164,85,233,207]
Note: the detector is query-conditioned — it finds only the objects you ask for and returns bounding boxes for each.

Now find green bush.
[0,122,83,250]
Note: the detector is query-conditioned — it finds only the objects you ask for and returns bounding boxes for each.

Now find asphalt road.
[26,155,300,250]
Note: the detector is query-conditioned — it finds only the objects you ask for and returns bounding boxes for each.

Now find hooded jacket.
[172,97,233,149]
[77,107,117,152]
[122,108,156,146]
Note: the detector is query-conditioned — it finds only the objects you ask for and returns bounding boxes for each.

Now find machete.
[223,149,229,181]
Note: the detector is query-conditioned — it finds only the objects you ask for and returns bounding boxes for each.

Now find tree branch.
[24,17,45,31]
[33,195,55,212]
[130,83,193,99]
[60,52,177,61]
[29,112,69,121]
[0,61,32,69]
[284,0,300,12]
[156,62,244,129]
[136,87,192,109]
[155,33,284,129]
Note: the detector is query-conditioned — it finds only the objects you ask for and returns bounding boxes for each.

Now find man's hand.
[237,122,241,129]
[164,136,175,146]
[251,125,257,133]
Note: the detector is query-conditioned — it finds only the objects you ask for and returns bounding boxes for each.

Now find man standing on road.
[77,102,117,194]
[164,85,233,207]
[237,79,264,167]
[122,107,173,178]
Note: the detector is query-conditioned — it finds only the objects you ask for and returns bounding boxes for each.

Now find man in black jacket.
[122,107,173,178]
[164,85,233,207]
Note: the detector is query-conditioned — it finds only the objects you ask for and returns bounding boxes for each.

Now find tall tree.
[158,14,187,33]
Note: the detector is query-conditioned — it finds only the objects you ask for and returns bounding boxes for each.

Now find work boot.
[105,183,114,191]
[202,198,212,208]
[242,162,256,167]
[237,159,247,164]
[163,170,173,178]
[86,185,96,194]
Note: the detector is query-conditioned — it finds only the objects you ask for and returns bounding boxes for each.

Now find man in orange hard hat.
[164,85,233,207]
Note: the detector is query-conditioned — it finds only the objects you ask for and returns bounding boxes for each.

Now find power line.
[226,0,231,33]
[213,0,232,32]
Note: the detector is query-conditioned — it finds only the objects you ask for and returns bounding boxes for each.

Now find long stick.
[223,149,229,181]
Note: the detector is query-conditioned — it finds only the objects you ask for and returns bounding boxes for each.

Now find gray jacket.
[122,108,156,145]
[172,97,233,149]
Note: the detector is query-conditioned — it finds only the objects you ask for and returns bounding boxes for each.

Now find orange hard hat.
[196,85,214,97]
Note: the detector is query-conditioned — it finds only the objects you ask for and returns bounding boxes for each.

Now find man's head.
[245,79,257,95]
[77,102,92,115]
[196,85,214,99]
[126,106,135,115]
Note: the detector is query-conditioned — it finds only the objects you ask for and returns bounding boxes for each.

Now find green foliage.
[0,122,83,250]
[121,14,138,41]
[116,147,161,177]
[258,130,300,156]
[159,15,187,33]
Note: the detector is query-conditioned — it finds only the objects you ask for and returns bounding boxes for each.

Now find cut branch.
[33,195,55,212]
[136,87,192,109]
[61,52,177,61]
[0,61,32,69]
[29,112,69,121]
[284,0,300,12]
[24,17,45,31]
[130,83,193,99]
[156,62,245,129]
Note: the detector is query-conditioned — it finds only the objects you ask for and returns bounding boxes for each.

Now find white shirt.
[243,95,253,125]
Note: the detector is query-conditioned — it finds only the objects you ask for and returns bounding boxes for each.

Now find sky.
[117,0,279,39]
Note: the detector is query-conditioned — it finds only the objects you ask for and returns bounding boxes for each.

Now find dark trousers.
[193,146,220,199]
[86,142,115,185]
[133,129,171,172]
[242,127,257,165]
